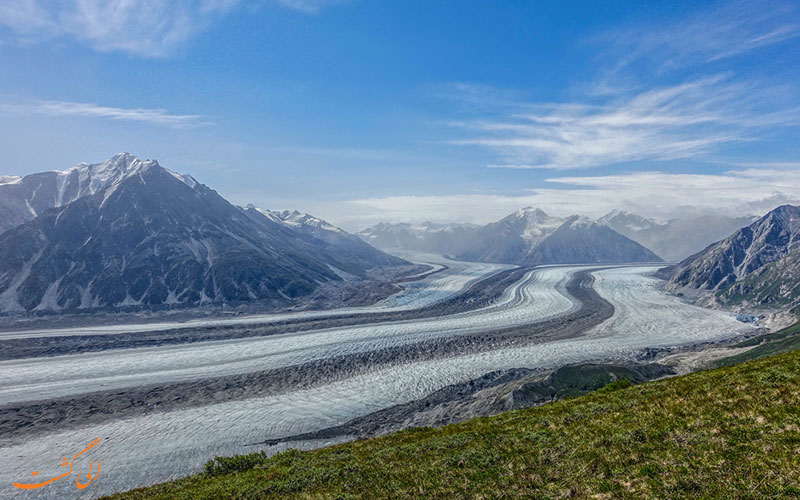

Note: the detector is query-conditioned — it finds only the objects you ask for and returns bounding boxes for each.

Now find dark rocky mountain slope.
[0,157,405,313]
[245,207,406,276]
[0,153,162,235]
[523,216,662,265]
[658,204,800,309]
[599,210,755,262]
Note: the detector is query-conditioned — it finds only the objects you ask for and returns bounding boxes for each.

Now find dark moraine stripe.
[0,266,526,360]
[0,270,612,444]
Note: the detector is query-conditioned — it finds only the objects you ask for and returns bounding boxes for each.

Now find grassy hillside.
[716,321,800,367]
[107,349,800,500]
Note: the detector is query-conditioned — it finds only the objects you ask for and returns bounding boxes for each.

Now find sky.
[0,0,798,230]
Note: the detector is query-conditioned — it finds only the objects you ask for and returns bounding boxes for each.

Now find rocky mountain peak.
[661,204,800,294]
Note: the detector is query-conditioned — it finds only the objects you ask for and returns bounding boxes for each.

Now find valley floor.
[0,255,757,499]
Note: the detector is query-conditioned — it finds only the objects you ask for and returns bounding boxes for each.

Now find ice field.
[0,252,511,341]
[0,262,752,499]
[0,266,576,403]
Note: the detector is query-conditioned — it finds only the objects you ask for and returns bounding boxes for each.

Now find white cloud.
[0,0,340,57]
[337,168,800,229]
[0,99,207,127]
[273,0,344,14]
[440,2,800,171]
[449,75,799,170]
[599,0,800,71]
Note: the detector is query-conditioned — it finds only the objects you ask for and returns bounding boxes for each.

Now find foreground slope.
[106,349,800,500]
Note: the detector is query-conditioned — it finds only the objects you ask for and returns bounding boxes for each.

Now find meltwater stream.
[0,264,750,499]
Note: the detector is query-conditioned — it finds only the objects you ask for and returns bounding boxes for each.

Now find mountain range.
[357,221,480,255]
[360,207,662,265]
[0,154,405,313]
[3,153,791,316]
[361,208,756,265]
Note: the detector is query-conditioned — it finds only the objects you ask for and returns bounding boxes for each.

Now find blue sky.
[1,0,799,229]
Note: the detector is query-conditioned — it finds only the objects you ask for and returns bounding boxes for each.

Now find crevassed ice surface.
[0,266,750,500]
[0,266,576,403]
[0,252,511,340]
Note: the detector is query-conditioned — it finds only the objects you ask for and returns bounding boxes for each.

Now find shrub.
[596,377,633,393]
[204,450,268,476]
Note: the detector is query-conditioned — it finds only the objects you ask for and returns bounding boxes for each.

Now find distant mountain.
[524,215,662,265]
[361,207,661,266]
[597,210,660,233]
[0,155,406,313]
[359,222,426,251]
[457,207,564,263]
[658,205,800,310]
[246,207,406,275]
[358,221,479,255]
[599,210,755,262]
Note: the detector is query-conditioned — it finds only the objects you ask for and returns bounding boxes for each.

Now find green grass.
[716,322,800,367]
[105,349,800,500]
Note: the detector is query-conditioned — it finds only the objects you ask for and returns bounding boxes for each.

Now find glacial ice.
[0,265,751,500]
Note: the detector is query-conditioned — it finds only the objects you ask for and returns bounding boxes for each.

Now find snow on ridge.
[48,153,151,206]
[34,153,200,207]
[0,175,22,185]
[250,206,345,233]
[163,167,198,189]
[567,215,595,229]
[251,206,284,224]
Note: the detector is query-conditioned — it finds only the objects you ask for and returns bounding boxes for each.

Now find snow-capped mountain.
[513,207,568,243]
[257,208,346,235]
[245,207,406,273]
[597,210,659,233]
[599,210,755,262]
[362,207,661,266]
[524,215,661,265]
[0,155,406,313]
[457,207,565,263]
[358,221,479,254]
[0,153,197,235]
[658,205,800,309]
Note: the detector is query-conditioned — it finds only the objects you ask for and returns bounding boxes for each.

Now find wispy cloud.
[341,168,800,228]
[440,1,800,171]
[450,75,799,169]
[0,99,208,127]
[0,0,341,57]
[273,0,346,14]
[598,0,800,71]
